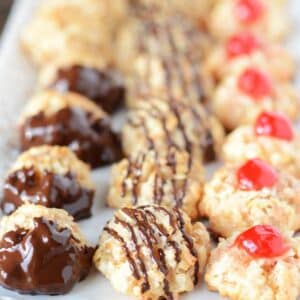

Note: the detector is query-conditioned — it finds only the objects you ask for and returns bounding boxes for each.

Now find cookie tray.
[0,0,299,299]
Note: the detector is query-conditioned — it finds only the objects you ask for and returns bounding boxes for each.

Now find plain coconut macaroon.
[211,65,299,131]
[204,31,294,86]
[19,90,123,168]
[0,204,94,295]
[205,225,300,300]
[21,0,129,67]
[199,158,300,237]
[2,145,95,220]
[222,111,300,178]
[208,0,289,42]
[122,96,225,164]
[107,147,204,220]
[94,205,210,300]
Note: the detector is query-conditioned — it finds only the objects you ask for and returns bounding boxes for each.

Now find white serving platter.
[0,1,299,299]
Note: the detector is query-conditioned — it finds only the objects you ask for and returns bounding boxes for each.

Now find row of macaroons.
[0,202,300,299]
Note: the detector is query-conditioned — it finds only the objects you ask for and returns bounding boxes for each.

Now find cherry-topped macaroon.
[234,225,290,259]
[255,112,294,141]
[226,32,262,59]
[238,68,273,99]
[237,158,278,191]
[235,0,265,24]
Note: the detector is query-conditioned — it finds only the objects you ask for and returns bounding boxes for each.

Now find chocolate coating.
[2,167,94,220]
[20,107,123,168]
[0,217,94,295]
[50,65,125,113]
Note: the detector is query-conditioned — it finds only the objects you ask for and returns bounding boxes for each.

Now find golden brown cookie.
[205,225,300,300]
[122,97,225,163]
[212,66,299,130]
[94,205,210,299]
[222,112,300,178]
[22,0,128,66]
[108,147,204,220]
[208,0,289,41]
[200,159,300,237]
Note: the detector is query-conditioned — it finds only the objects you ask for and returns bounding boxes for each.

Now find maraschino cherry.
[235,0,265,24]
[238,68,273,99]
[234,225,290,259]
[237,158,278,191]
[226,32,262,59]
[255,112,294,141]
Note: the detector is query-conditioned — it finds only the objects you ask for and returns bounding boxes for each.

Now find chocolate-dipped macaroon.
[94,205,210,299]
[0,204,94,295]
[40,62,125,113]
[122,96,225,163]
[2,146,94,220]
[19,90,123,168]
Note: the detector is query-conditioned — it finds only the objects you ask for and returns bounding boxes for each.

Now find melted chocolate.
[3,167,94,220]
[50,65,125,113]
[105,206,198,299]
[0,217,94,295]
[20,107,123,168]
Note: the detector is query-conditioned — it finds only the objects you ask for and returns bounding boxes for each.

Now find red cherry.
[238,68,273,99]
[235,0,265,24]
[237,158,278,191]
[234,225,290,259]
[226,32,262,59]
[255,112,294,141]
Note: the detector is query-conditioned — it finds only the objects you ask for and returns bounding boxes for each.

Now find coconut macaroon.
[222,112,300,178]
[200,159,300,237]
[204,32,294,86]
[2,146,95,220]
[115,14,209,76]
[19,90,123,168]
[39,61,125,113]
[130,0,212,27]
[0,204,94,295]
[108,147,204,220]
[205,225,300,300]
[208,0,289,41]
[212,66,299,130]
[21,0,128,67]
[122,97,225,163]
[94,205,210,300]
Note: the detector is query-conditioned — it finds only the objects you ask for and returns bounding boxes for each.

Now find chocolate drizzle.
[121,148,191,210]
[127,99,216,163]
[133,16,206,105]
[0,217,93,295]
[20,107,123,168]
[50,65,125,113]
[3,167,94,220]
[104,206,199,299]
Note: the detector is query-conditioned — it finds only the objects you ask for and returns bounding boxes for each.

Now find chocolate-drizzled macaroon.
[108,148,204,220]
[2,146,94,220]
[116,15,212,106]
[122,97,224,163]
[94,205,210,299]
[19,90,123,168]
[0,204,94,295]
[39,61,125,113]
